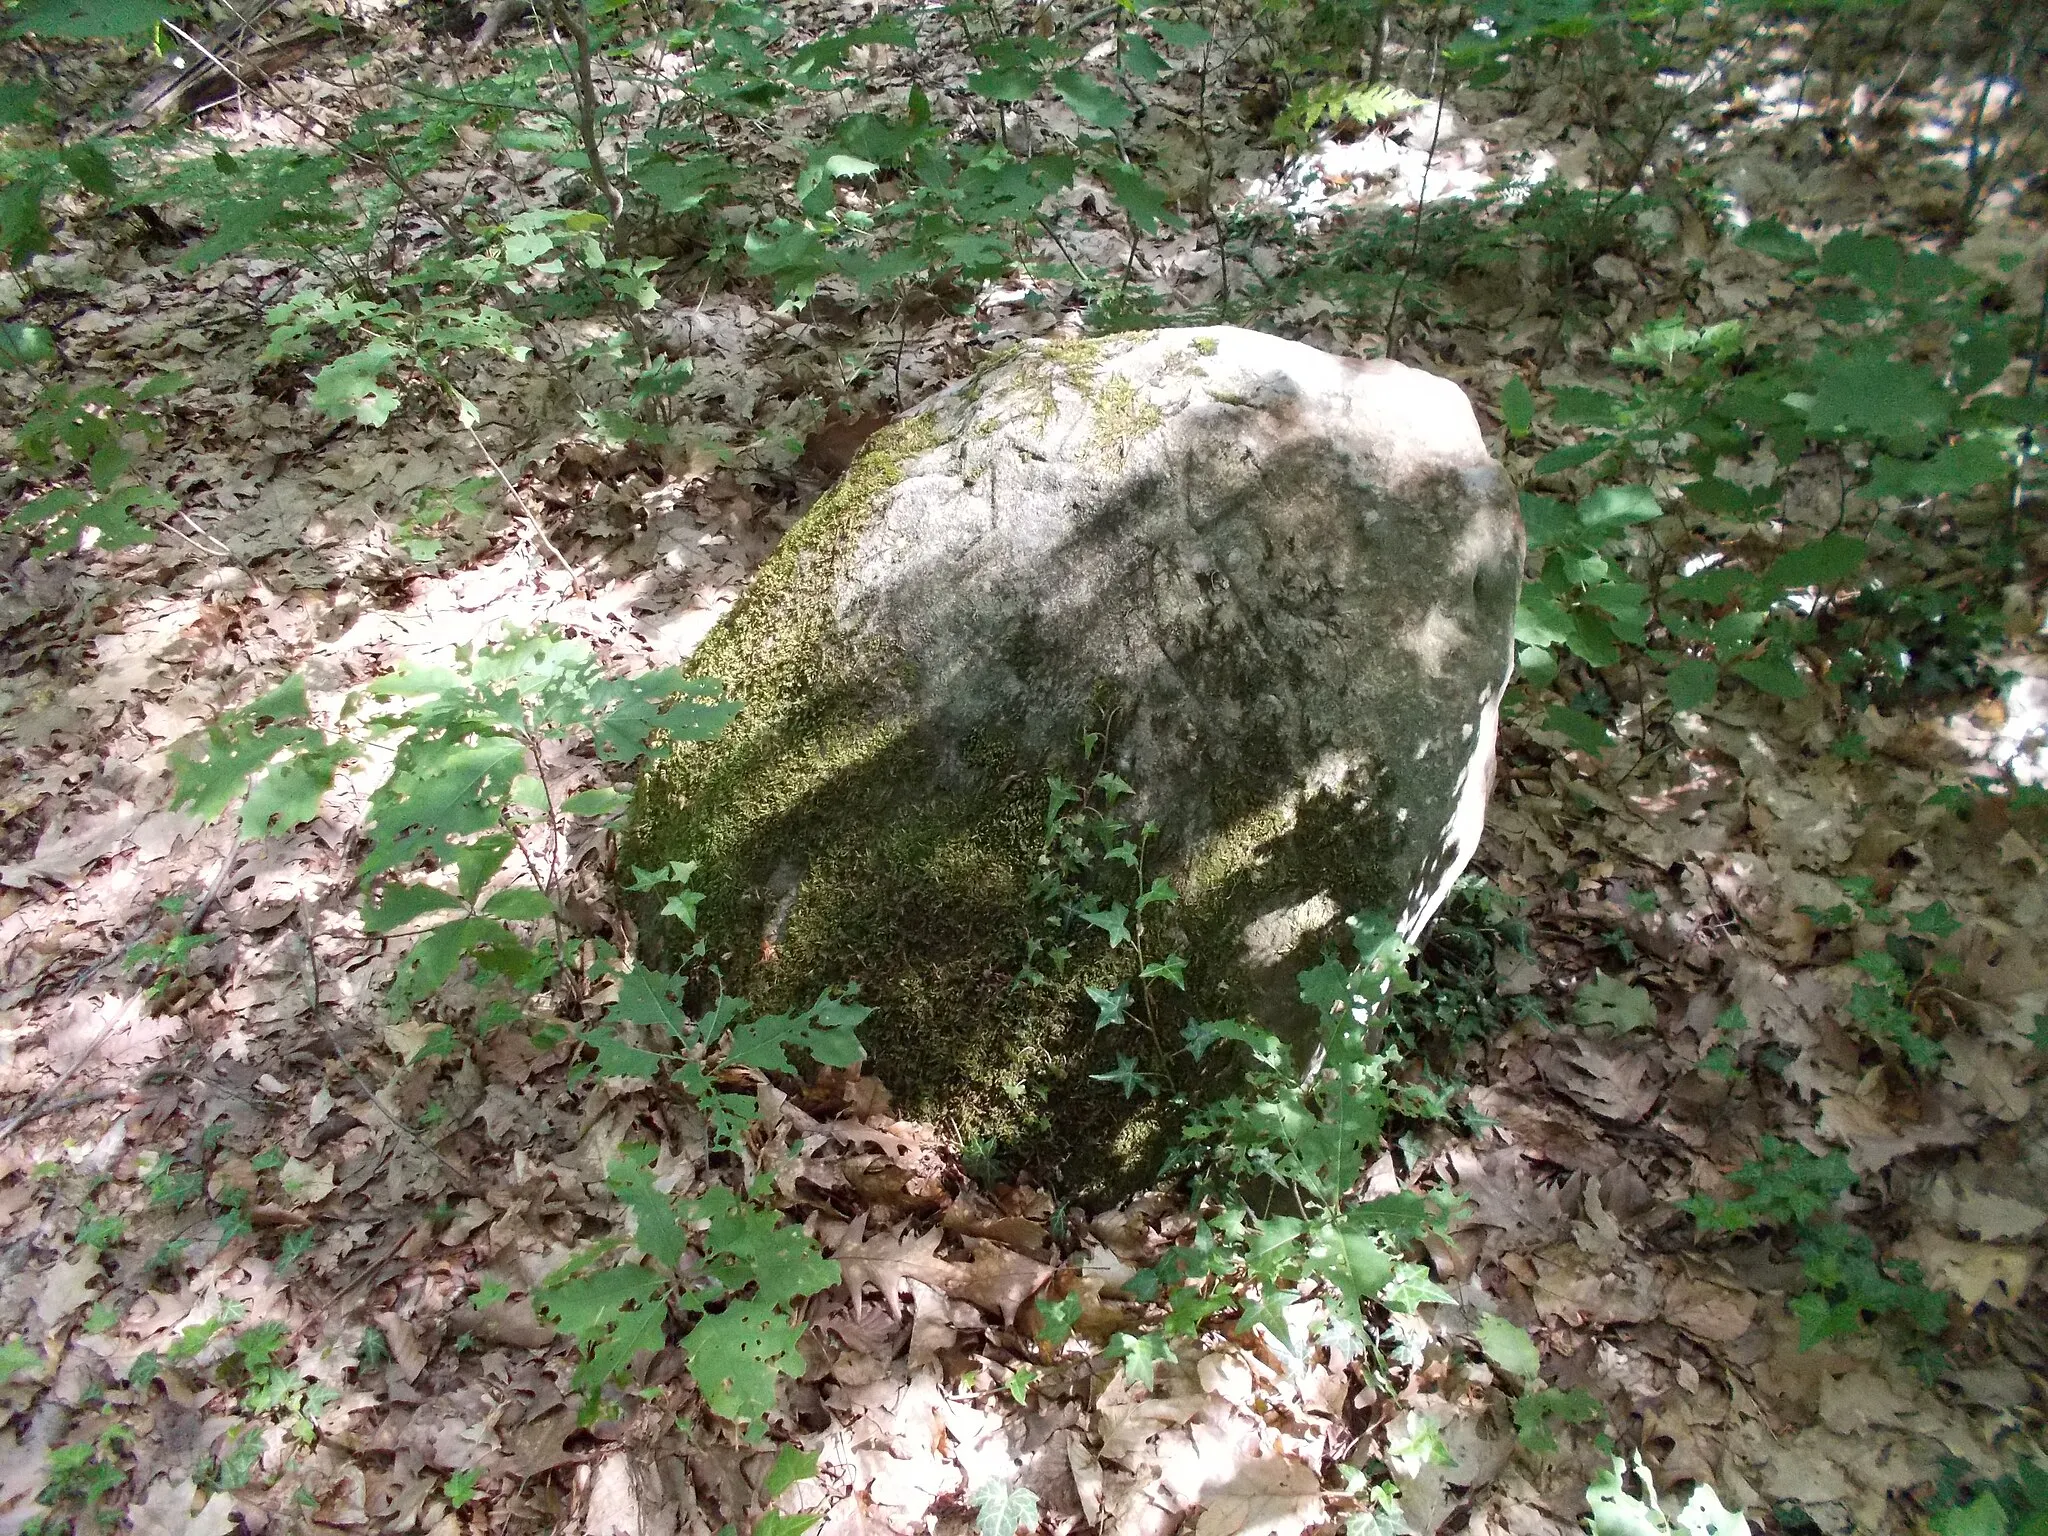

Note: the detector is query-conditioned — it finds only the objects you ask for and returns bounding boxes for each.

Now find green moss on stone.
[1090,375,1164,455]
[626,408,1189,1196]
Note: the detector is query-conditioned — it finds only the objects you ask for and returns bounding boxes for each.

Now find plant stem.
[547,0,625,225]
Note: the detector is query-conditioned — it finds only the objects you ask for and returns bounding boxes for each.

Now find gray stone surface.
[630,324,1522,1188]
[838,326,1521,942]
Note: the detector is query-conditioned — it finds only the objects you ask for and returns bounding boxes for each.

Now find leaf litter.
[0,4,2044,1536]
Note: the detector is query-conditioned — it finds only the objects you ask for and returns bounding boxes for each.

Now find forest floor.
[1,5,2045,1536]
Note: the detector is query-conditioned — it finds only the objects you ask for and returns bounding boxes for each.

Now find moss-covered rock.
[626,327,1521,1198]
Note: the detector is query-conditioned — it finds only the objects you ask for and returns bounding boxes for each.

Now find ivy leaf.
[1574,970,1654,1033]
[1090,1054,1152,1098]
[1474,1313,1541,1382]
[683,1297,804,1424]
[1086,983,1131,1031]
[626,860,699,891]
[971,1482,1042,1536]
[1032,1292,1082,1348]
[1095,771,1135,803]
[1104,1331,1176,1389]
[1080,902,1132,948]
[1134,877,1179,912]
[1139,954,1187,989]
[1052,68,1131,128]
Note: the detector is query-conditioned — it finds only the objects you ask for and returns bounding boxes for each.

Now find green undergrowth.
[1508,221,2039,756]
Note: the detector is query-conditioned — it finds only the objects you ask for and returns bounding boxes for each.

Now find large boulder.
[626,326,1522,1193]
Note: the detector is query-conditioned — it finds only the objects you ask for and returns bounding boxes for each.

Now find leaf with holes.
[697,1189,840,1309]
[684,1298,804,1424]
[536,1259,670,1413]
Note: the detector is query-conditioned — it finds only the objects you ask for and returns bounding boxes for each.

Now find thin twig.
[0,998,133,1140]
[0,1086,123,1136]
[157,18,461,250]
[1382,53,1447,355]
[462,419,581,586]
[0,842,238,1140]
[300,913,474,1190]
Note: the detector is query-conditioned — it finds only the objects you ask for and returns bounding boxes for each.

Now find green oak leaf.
[683,1297,804,1424]
[724,993,869,1075]
[1574,970,1654,1033]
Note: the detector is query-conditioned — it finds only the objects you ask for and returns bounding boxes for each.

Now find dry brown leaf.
[1897,1232,2036,1309]
[951,1239,1055,1326]
[125,1477,237,1536]
[831,1223,964,1319]
[1662,1267,1759,1343]
[1191,1454,1323,1536]
[575,1450,679,1536]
